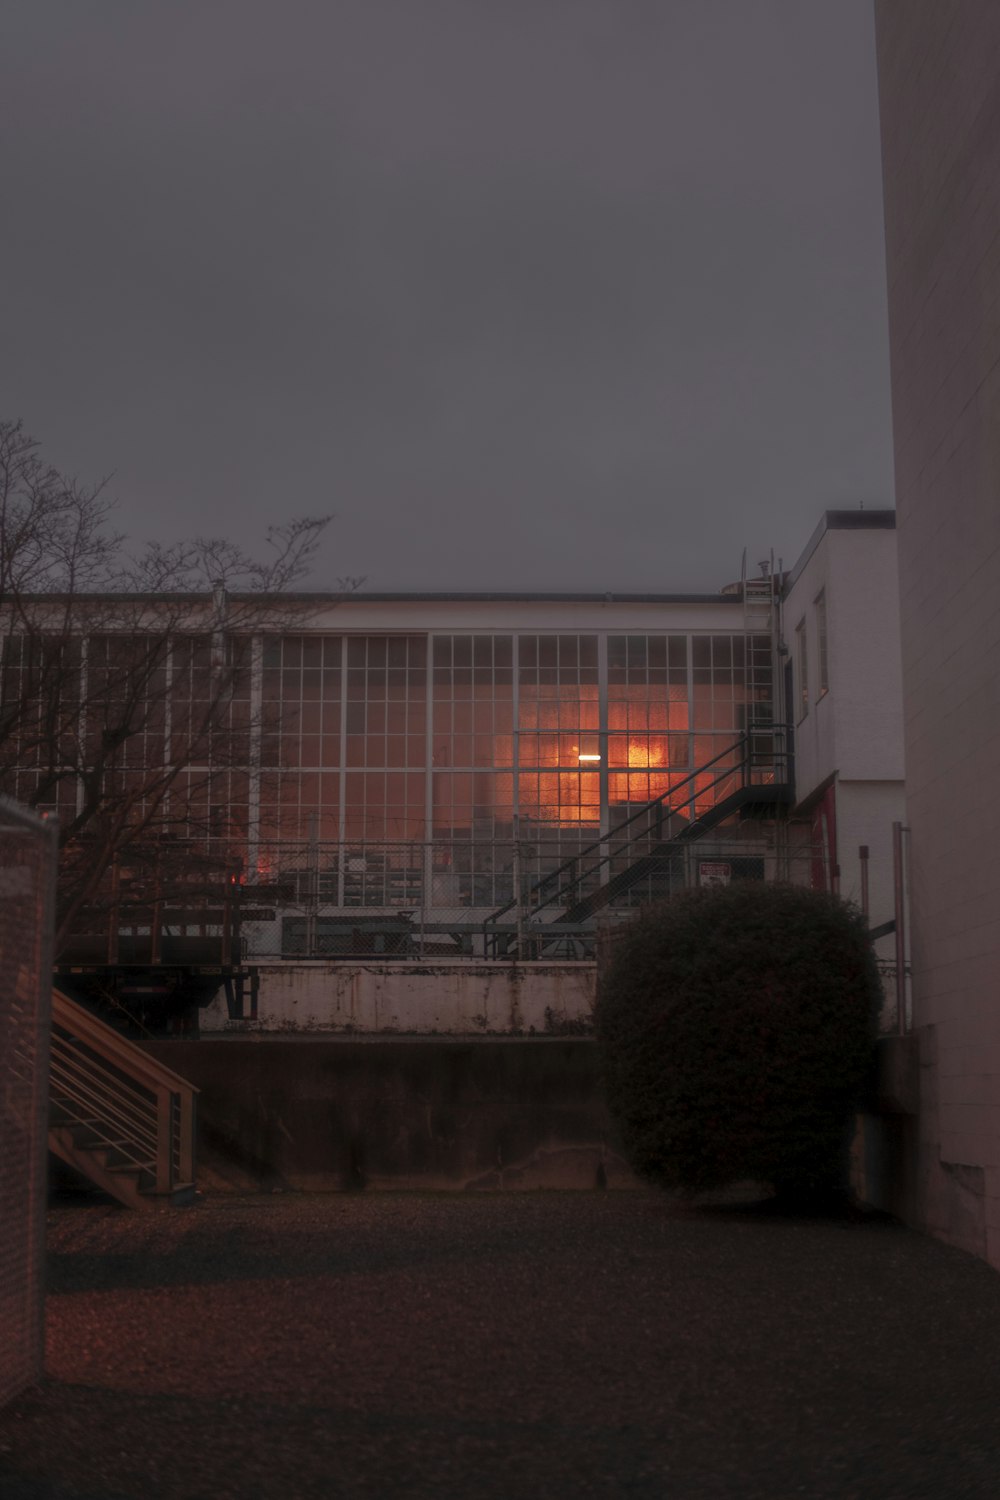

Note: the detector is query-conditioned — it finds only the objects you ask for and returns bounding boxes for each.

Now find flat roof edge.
[14,590,744,606]
[784,510,896,592]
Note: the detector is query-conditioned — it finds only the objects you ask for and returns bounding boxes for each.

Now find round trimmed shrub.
[595,883,880,1200]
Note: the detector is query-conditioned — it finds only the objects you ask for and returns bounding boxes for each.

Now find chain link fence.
[0,798,57,1406]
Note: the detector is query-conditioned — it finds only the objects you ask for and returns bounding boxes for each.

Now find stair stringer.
[49,989,198,1209]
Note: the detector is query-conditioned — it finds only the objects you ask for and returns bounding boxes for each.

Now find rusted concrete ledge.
[200,959,596,1035]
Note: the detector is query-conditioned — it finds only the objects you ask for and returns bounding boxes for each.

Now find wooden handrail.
[50,1074,159,1148]
[50,988,198,1200]
[52,989,199,1096]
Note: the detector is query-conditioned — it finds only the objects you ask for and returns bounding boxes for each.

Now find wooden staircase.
[49,989,198,1208]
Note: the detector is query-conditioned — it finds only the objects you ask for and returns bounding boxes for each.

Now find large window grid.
[344,636,426,845]
[345,636,425,770]
[19,626,776,911]
[607,634,690,808]
[0,633,83,816]
[169,633,254,844]
[431,635,516,908]
[257,635,341,842]
[515,635,601,869]
[84,633,172,838]
[258,630,765,871]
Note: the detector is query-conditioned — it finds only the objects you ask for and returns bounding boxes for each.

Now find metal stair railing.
[486,736,743,931]
[483,725,789,952]
[50,989,197,1198]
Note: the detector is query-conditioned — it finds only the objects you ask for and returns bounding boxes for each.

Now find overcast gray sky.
[1,1,892,593]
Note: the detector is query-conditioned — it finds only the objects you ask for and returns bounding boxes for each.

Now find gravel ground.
[2,1191,1000,1499]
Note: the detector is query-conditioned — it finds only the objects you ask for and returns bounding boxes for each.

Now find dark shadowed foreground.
[2,1193,999,1499]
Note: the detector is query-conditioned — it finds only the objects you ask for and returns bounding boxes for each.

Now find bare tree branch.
[0,416,359,956]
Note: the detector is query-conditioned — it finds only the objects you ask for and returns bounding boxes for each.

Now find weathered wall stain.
[142,1037,637,1193]
[201,961,596,1035]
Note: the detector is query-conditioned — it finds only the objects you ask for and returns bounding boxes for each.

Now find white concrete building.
[875,2,1000,1267]
[6,519,910,1037]
[782,511,906,989]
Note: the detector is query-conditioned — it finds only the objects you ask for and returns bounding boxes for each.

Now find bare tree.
[0,418,359,952]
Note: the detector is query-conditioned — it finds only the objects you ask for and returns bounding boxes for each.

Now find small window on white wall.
[796,619,808,720]
[815,590,829,697]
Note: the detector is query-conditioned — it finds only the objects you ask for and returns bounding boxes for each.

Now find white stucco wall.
[784,520,904,799]
[834,780,905,966]
[876,2,1000,1265]
[298,594,749,636]
[782,518,905,985]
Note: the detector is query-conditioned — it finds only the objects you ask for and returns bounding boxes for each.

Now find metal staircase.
[484,726,791,957]
[48,989,198,1208]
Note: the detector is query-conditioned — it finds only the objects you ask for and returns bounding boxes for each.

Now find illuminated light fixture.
[577,753,602,763]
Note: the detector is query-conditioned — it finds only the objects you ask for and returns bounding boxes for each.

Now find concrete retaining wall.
[202,961,596,1035]
[142,1037,637,1193]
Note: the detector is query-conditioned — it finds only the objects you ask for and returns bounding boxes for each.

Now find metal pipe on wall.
[892,821,907,1034]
